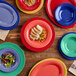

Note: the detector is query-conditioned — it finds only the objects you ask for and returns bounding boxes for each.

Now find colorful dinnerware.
[0,48,20,72]
[46,0,76,28]
[28,58,67,76]
[21,17,55,52]
[0,42,25,76]
[58,32,76,60]
[16,0,44,14]
[0,1,19,30]
[55,3,76,26]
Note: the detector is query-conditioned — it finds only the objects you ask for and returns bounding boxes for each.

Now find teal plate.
[0,42,25,76]
[61,33,76,57]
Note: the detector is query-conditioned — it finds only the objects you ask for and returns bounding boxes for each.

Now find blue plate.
[0,48,20,72]
[0,1,19,30]
[58,32,76,60]
[55,3,76,26]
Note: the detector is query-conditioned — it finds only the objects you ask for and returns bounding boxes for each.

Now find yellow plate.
[28,58,67,76]
[16,0,44,14]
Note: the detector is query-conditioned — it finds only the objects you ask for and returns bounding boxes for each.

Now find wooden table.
[1,0,75,76]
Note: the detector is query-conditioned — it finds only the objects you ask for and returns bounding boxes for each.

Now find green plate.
[0,42,25,76]
[61,33,76,57]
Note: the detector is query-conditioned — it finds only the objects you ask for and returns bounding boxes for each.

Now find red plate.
[18,0,41,11]
[30,60,64,76]
[46,0,76,28]
[21,17,55,52]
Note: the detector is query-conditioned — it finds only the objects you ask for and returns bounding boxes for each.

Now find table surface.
[1,0,75,76]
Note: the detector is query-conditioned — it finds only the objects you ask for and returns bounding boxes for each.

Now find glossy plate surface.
[46,0,76,28]
[58,33,76,60]
[0,1,19,30]
[18,0,41,11]
[16,0,44,14]
[0,42,25,76]
[21,17,55,52]
[0,48,20,72]
[55,3,76,26]
[60,32,76,57]
[28,58,67,76]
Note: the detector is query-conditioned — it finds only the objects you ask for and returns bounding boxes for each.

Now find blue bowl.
[55,3,76,26]
[0,48,20,72]
[0,1,20,30]
[58,32,76,60]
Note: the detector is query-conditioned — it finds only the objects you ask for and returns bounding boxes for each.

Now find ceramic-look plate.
[55,3,76,26]
[46,0,76,28]
[58,34,76,60]
[28,58,67,76]
[0,1,19,30]
[16,0,44,14]
[60,32,76,57]
[21,17,55,52]
[0,42,25,76]
[18,0,41,11]
[0,48,20,72]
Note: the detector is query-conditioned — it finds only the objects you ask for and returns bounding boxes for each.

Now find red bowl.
[18,0,41,11]
[46,0,76,28]
[21,17,55,52]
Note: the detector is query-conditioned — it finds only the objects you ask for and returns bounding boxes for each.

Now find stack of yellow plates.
[28,58,67,76]
[16,0,44,14]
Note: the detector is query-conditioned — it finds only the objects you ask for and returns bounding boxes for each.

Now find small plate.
[0,42,25,76]
[28,58,67,76]
[46,0,76,28]
[0,1,19,30]
[55,3,76,26]
[16,0,44,14]
[18,0,41,11]
[0,48,20,72]
[21,17,55,52]
[58,34,76,60]
[60,32,76,57]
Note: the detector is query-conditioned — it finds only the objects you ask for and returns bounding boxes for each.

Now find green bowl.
[0,42,25,76]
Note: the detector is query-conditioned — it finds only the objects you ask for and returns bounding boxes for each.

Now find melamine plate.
[0,48,20,72]
[46,0,76,28]
[55,3,76,26]
[16,0,44,14]
[0,1,19,30]
[0,42,25,76]
[28,58,67,76]
[60,32,76,57]
[21,17,55,52]
[18,0,41,11]
[58,34,76,60]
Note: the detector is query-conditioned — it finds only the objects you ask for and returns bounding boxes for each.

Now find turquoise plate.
[60,32,76,57]
[0,42,25,76]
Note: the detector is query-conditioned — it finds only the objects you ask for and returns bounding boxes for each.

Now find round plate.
[0,48,20,72]
[60,32,76,57]
[0,42,25,76]
[28,58,67,76]
[55,3,76,26]
[16,0,44,14]
[21,17,55,52]
[46,0,76,28]
[0,1,19,30]
[58,34,76,60]
[18,0,41,11]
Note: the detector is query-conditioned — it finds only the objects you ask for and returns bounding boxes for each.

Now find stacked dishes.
[16,0,44,14]
[28,58,67,76]
[21,17,55,52]
[58,32,76,60]
[0,42,25,76]
[0,1,19,30]
[46,0,76,28]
